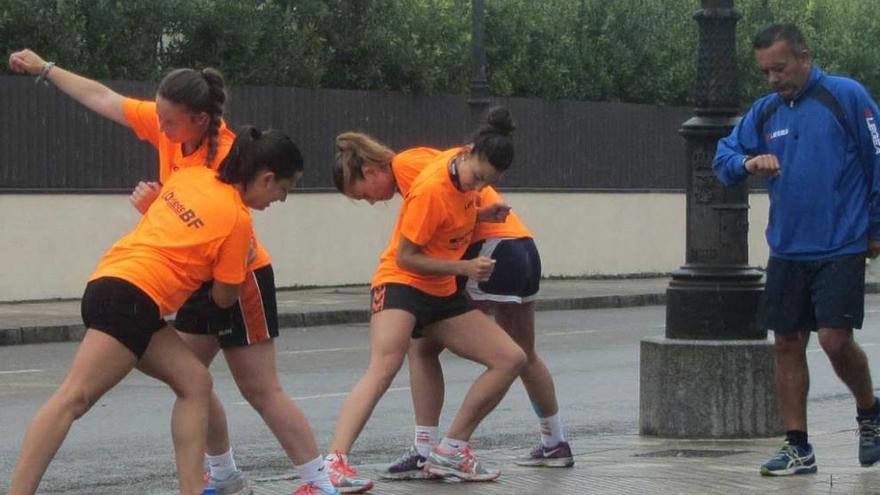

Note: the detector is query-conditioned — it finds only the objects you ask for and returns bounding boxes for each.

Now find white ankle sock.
[438,437,468,452]
[415,425,438,457]
[297,455,335,492]
[539,413,566,448]
[207,448,237,480]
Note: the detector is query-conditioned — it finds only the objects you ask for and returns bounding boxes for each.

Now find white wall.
[0,192,771,302]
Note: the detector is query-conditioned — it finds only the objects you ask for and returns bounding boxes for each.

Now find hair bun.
[486,106,515,135]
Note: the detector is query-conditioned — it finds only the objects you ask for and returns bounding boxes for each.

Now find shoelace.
[859,420,880,442]
[393,447,420,465]
[330,455,358,477]
[457,448,479,472]
[776,444,804,463]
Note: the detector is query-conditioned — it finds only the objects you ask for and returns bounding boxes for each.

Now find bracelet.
[35,61,55,86]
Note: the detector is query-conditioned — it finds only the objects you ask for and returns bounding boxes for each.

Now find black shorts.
[175,265,279,348]
[81,277,168,359]
[370,283,473,338]
[761,253,866,334]
[457,237,541,303]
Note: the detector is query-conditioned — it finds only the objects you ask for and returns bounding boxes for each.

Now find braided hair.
[157,67,227,166]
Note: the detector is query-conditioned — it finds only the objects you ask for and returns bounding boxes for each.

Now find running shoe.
[292,482,341,495]
[759,443,817,476]
[326,454,375,493]
[859,414,880,466]
[204,470,252,495]
[514,441,575,467]
[380,445,441,480]
[424,446,500,481]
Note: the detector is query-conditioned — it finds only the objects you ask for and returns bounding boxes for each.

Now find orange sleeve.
[212,209,252,284]
[123,98,161,148]
[399,189,446,246]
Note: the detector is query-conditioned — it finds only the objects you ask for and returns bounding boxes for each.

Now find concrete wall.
[0,192,771,302]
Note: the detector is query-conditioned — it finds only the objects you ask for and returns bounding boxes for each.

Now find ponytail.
[218,126,303,188]
[470,106,515,171]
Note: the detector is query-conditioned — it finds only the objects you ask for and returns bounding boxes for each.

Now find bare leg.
[490,301,560,418]
[407,336,446,427]
[138,327,214,494]
[427,310,526,441]
[8,330,137,495]
[223,340,321,464]
[328,309,414,453]
[177,331,229,456]
[818,328,876,409]
[774,331,810,432]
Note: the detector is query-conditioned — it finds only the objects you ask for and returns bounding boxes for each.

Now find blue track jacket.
[714,66,880,260]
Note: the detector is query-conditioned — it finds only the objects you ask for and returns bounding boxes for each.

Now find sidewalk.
[250,410,879,495]
[5,275,880,347]
[0,277,671,346]
[175,392,878,495]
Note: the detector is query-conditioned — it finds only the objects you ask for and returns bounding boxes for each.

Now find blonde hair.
[333,132,395,193]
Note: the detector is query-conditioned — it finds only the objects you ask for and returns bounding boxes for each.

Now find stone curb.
[0,292,668,347]
[5,282,878,347]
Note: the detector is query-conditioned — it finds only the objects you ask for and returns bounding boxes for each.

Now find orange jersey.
[472,187,532,241]
[391,147,532,242]
[90,166,252,315]
[123,98,271,270]
[373,151,479,296]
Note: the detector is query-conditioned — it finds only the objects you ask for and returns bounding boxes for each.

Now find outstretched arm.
[9,49,128,127]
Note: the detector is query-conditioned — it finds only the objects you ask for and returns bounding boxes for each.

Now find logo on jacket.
[865,109,880,155]
[766,128,789,141]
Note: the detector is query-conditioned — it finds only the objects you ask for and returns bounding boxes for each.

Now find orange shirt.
[472,187,532,242]
[90,167,252,316]
[123,98,272,270]
[391,147,532,242]
[373,150,479,296]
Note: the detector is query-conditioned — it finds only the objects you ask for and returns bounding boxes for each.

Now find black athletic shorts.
[175,265,279,348]
[81,277,167,359]
[370,283,473,338]
[761,253,866,334]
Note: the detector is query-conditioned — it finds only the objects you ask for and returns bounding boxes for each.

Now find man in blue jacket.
[714,23,880,476]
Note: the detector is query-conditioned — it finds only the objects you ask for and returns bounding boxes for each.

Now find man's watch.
[742,155,753,175]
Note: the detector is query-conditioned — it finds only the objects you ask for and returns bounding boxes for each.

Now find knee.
[818,332,852,361]
[239,381,282,413]
[775,334,806,355]
[497,346,528,376]
[175,366,213,401]
[55,386,97,420]
[367,356,405,388]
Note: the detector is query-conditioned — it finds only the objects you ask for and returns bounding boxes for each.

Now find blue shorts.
[761,253,866,334]
[458,237,542,303]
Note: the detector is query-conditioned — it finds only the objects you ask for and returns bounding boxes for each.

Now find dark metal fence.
[0,75,696,192]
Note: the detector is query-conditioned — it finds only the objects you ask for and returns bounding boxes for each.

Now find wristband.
[35,61,55,86]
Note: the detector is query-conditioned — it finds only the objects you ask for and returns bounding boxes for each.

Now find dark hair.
[157,67,227,166]
[333,132,395,193]
[218,126,303,188]
[752,23,808,53]
[470,106,515,171]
